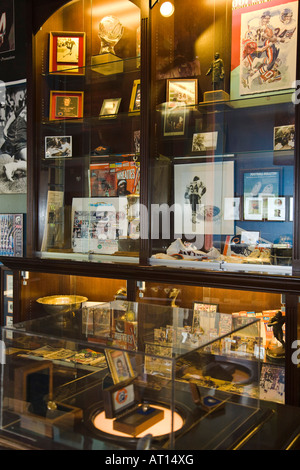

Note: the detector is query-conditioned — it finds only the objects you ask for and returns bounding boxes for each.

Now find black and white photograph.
[191,131,218,152]
[45,136,72,159]
[0,0,15,55]
[0,79,27,193]
[274,124,295,150]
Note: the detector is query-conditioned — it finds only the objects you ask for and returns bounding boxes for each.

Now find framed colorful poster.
[49,31,86,75]
[49,91,84,120]
[231,0,298,100]
[166,78,198,106]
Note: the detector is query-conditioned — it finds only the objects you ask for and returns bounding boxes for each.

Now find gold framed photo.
[99,98,121,118]
[129,79,141,113]
[166,78,198,106]
[49,31,86,75]
[49,90,84,121]
[105,349,135,384]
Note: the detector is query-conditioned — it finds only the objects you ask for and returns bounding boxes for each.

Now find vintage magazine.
[231,0,298,100]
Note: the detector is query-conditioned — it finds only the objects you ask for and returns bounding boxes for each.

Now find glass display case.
[33,0,142,263]
[0,300,263,450]
[149,0,296,276]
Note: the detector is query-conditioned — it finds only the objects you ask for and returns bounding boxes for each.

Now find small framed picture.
[192,302,219,333]
[244,197,263,220]
[105,349,135,384]
[45,136,72,158]
[49,31,86,75]
[163,104,187,136]
[273,124,295,151]
[267,197,286,221]
[129,79,141,113]
[167,78,198,106]
[99,98,121,118]
[191,131,218,153]
[193,302,218,313]
[49,91,84,121]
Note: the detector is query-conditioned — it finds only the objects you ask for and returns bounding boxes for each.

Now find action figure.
[206,52,225,90]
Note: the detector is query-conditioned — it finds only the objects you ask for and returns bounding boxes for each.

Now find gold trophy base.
[91,53,123,75]
[203,90,229,103]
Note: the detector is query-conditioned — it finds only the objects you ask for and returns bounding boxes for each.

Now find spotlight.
[160,2,174,17]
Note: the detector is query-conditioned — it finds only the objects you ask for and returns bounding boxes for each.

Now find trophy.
[92,15,124,75]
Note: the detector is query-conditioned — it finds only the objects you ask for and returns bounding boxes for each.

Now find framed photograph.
[45,136,72,158]
[224,197,241,220]
[174,161,234,235]
[244,197,263,220]
[163,103,187,136]
[99,98,121,118]
[49,31,86,75]
[105,349,135,384]
[267,197,286,221]
[274,125,295,151]
[230,0,298,100]
[129,79,141,113]
[167,78,198,106]
[191,131,218,153]
[49,91,84,121]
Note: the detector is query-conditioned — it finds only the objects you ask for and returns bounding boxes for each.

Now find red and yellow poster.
[231,0,298,100]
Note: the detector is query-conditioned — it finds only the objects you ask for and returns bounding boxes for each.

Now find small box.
[103,379,164,437]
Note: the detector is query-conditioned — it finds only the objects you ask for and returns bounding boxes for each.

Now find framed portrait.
[49,91,84,121]
[129,79,141,113]
[45,136,72,158]
[167,78,198,106]
[99,98,121,118]
[163,103,187,136]
[174,161,234,235]
[49,31,86,75]
[105,349,135,384]
[273,124,295,151]
[244,197,263,220]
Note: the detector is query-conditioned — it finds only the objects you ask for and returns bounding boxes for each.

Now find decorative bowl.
[36,295,88,314]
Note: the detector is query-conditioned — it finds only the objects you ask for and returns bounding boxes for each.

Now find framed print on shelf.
[99,98,121,118]
[129,79,141,113]
[167,78,198,106]
[105,349,135,384]
[244,197,263,221]
[49,31,86,75]
[192,302,219,333]
[191,131,218,153]
[49,91,84,121]
[45,136,72,158]
[273,124,295,151]
[163,103,187,137]
[267,197,286,221]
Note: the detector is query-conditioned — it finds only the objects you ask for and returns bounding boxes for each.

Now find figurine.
[267,310,285,362]
[206,52,225,90]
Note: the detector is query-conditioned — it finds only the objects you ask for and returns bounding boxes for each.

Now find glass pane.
[150,0,295,276]
[34,0,141,263]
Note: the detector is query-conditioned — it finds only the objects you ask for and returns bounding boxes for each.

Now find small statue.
[206,52,225,90]
[268,311,285,348]
[267,310,285,362]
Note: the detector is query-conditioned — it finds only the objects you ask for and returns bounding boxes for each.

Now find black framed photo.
[105,349,135,384]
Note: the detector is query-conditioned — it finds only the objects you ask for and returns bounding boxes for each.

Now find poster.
[0,79,27,193]
[231,0,298,100]
[71,197,128,254]
[174,161,234,235]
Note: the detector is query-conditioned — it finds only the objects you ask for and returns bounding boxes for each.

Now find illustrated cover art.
[231,0,298,100]
[89,161,140,197]
[90,163,117,197]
